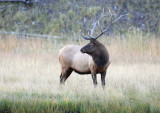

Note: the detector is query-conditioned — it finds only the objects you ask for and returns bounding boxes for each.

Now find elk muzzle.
[80,48,86,53]
[81,44,91,54]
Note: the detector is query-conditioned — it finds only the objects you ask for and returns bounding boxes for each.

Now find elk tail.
[106,59,111,69]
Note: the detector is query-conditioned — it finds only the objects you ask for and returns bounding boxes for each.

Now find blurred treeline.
[0,0,160,36]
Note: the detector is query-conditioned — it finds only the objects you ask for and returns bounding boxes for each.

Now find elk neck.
[91,43,109,68]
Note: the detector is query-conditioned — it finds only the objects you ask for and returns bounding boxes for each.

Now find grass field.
[0,33,160,113]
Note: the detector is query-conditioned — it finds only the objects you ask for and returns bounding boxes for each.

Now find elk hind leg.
[60,68,72,84]
[64,68,72,81]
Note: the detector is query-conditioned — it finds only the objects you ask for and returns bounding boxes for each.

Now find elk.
[59,10,129,88]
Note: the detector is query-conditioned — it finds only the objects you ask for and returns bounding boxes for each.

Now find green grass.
[0,91,159,113]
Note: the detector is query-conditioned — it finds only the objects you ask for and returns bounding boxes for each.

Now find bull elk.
[59,9,129,88]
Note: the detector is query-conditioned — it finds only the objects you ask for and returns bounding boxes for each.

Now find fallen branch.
[0,5,17,12]
[0,0,32,4]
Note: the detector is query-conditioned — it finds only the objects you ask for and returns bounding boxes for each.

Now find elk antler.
[81,8,129,40]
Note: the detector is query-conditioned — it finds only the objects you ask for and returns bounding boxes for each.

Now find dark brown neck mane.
[91,42,109,68]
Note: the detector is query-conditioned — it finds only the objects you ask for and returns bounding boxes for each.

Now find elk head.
[81,39,99,54]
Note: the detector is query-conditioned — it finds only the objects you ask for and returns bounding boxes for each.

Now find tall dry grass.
[0,33,160,112]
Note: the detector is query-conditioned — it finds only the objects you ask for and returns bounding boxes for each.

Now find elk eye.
[90,43,94,47]
[90,43,93,46]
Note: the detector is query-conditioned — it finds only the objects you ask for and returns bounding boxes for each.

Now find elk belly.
[71,51,90,73]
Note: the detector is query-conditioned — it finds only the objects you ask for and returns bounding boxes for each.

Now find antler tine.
[81,25,92,40]
[112,13,130,24]
[108,7,116,16]
[81,31,91,40]
[87,30,90,36]
[97,21,103,32]
[90,21,98,38]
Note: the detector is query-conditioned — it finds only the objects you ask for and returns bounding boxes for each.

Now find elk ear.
[94,40,100,46]
[90,38,96,43]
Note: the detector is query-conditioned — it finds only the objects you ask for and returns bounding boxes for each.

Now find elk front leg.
[101,71,106,88]
[91,73,97,87]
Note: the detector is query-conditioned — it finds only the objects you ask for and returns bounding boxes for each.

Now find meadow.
[0,32,160,113]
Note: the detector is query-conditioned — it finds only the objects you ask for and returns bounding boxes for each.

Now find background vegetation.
[0,0,160,36]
